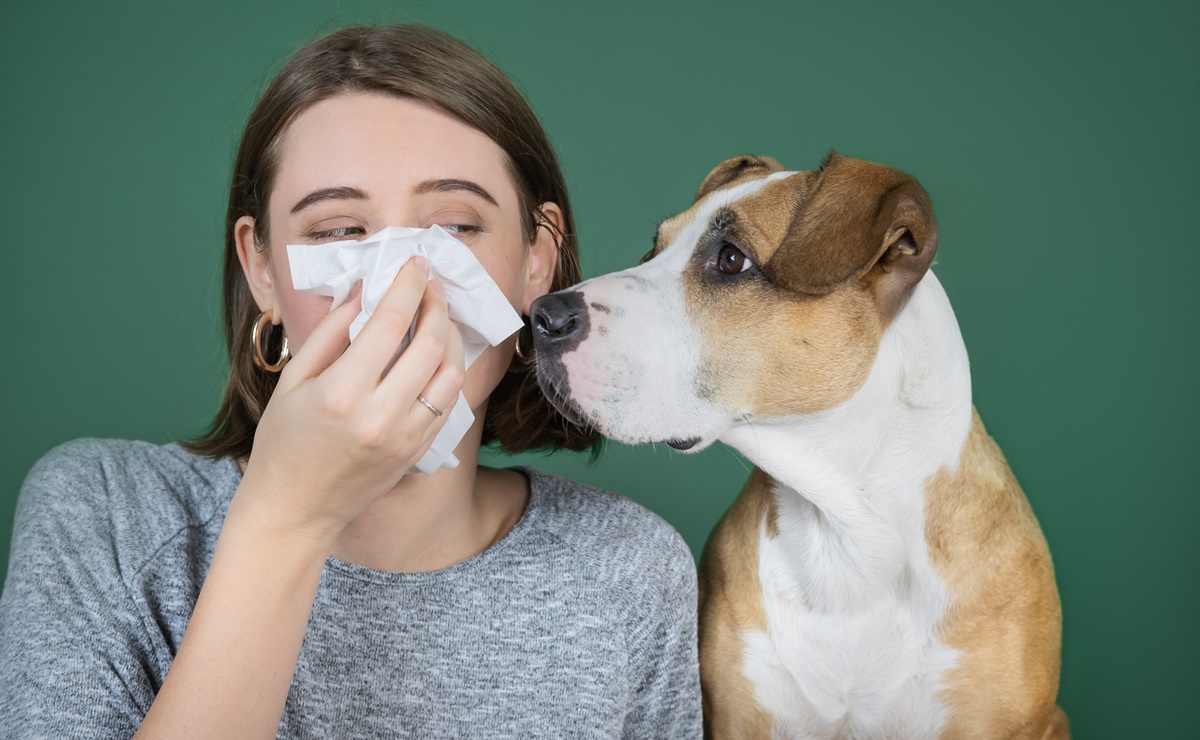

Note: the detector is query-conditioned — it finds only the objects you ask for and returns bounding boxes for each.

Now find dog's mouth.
[531,347,708,450]
[664,437,701,451]
[544,386,586,427]
[533,358,589,428]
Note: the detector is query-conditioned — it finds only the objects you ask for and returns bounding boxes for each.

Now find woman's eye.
[717,243,753,274]
[438,223,482,237]
[307,226,366,242]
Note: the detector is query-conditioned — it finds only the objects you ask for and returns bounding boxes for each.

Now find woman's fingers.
[387,321,465,469]
[406,319,466,430]
[330,256,433,387]
[373,280,454,418]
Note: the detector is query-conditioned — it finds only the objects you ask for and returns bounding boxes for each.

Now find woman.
[0,24,700,738]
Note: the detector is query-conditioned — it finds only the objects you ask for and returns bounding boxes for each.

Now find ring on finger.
[417,394,444,417]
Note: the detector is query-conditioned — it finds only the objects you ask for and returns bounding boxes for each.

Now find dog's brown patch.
[650,155,788,264]
[671,154,940,420]
[698,468,778,738]
[768,153,938,316]
[692,278,885,417]
[926,411,1067,738]
[695,155,787,202]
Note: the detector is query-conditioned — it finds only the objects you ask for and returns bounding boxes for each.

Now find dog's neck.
[722,272,974,610]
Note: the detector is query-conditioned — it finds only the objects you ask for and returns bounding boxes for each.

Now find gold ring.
[417,394,443,417]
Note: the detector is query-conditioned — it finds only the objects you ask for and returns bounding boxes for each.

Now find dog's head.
[531,152,938,451]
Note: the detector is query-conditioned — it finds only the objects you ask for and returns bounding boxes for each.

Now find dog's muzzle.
[530,291,590,425]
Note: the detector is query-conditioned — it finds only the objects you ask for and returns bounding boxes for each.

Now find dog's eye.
[717,243,753,274]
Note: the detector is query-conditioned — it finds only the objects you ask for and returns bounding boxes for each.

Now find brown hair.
[186,23,599,460]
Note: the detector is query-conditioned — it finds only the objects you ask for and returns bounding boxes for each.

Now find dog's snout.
[531,291,588,347]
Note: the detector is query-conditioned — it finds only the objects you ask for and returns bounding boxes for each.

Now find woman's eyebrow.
[290,186,368,214]
[413,178,498,207]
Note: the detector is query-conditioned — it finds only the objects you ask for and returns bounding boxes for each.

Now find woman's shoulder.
[521,468,695,589]
[24,437,239,509]
[16,438,241,569]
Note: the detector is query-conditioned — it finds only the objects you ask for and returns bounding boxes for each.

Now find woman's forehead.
[273,92,517,209]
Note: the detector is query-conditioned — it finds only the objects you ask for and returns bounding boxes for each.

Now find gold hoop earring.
[252,309,290,372]
[514,320,533,364]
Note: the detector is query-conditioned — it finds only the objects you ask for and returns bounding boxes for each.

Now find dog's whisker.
[723,443,751,474]
[739,412,763,453]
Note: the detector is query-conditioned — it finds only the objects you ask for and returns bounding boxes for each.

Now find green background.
[2,0,1196,735]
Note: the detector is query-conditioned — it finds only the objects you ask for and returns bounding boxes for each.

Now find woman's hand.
[136,256,464,740]
[234,255,466,545]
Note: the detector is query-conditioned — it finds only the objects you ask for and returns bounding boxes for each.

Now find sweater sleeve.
[0,441,160,739]
[621,529,703,740]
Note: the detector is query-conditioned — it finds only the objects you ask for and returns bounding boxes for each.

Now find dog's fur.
[531,153,1066,739]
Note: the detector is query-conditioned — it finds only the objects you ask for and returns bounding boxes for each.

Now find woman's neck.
[330,413,530,574]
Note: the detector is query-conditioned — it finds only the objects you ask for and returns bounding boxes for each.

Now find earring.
[252,309,290,372]
[514,319,533,364]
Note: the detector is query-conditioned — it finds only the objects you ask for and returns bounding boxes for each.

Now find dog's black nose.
[531,291,588,347]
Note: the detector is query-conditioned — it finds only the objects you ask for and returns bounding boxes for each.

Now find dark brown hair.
[187,23,599,460]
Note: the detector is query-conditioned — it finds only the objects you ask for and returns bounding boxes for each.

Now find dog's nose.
[531,291,588,346]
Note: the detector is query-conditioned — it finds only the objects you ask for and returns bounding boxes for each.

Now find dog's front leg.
[698,470,778,739]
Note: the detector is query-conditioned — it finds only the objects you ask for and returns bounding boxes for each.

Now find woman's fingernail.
[414,255,430,277]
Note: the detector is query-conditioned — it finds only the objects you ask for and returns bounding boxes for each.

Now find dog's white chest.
[742,499,959,739]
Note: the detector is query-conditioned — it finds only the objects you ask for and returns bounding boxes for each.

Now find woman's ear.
[522,202,564,315]
[234,215,278,321]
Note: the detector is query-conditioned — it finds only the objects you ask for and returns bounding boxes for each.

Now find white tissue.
[287,225,524,474]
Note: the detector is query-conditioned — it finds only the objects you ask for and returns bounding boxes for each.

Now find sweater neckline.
[320,466,544,586]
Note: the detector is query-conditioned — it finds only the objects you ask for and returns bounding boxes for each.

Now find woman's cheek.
[278,289,335,353]
[472,241,528,310]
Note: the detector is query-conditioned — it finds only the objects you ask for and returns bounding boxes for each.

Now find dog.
[529,152,1067,739]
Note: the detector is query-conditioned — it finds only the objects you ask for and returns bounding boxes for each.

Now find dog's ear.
[765,151,938,318]
[695,155,786,202]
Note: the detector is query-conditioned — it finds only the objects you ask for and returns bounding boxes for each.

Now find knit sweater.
[0,439,701,739]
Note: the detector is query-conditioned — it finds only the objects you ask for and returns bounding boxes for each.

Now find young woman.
[0,24,700,738]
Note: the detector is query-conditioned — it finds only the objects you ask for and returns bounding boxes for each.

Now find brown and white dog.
[530,153,1067,739]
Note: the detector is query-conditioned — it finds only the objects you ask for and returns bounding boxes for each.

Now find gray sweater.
[0,439,701,739]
